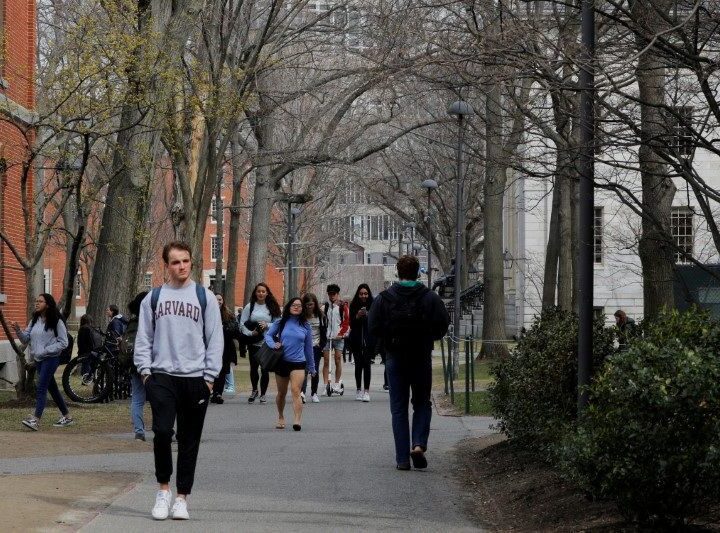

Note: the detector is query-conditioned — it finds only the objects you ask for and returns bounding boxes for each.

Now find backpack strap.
[150,284,208,348]
[195,283,208,349]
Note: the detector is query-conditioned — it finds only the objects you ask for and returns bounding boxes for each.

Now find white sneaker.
[311,394,320,403]
[171,497,189,520]
[362,391,370,402]
[355,390,363,401]
[151,489,172,520]
[300,391,306,404]
[333,382,344,396]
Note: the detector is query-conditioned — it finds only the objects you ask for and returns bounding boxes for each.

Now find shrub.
[489,307,615,456]
[560,309,720,527]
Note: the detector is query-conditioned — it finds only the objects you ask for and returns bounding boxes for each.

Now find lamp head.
[447,100,474,117]
[421,178,438,191]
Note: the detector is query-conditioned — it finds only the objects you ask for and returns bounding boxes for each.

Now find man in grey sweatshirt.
[134,241,223,521]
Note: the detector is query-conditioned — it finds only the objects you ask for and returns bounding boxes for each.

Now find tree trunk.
[542,179,560,309]
[557,167,573,310]
[224,140,246,311]
[634,0,677,318]
[87,105,156,324]
[481,81,510,359]
[243,169,276,300]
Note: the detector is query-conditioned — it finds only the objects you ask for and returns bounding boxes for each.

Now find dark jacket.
[222,318,243,365]
[368,282,449,356]
[77,325,97,356]
[349,299,375,352]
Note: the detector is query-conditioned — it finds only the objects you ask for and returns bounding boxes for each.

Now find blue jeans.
[35,357,68,419]
[386,353,433,465]
[130,373,146,436]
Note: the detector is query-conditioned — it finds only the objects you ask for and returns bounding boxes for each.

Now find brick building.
[0,0,38,382]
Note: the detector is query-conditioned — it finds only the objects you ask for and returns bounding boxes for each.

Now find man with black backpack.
[368,255,449,471]
[134,241,223,521]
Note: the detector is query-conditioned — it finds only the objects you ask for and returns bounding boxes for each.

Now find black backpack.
[117,318,139,367]
[384,287,430,350]
[59,332,74,365]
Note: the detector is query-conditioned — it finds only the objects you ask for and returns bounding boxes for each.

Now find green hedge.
[488,307,615,456]
[559,309,720,527]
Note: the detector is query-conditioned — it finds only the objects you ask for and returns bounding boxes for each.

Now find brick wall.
[0,0,36,380]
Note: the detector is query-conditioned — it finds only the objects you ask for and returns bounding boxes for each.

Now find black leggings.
[302,346,323,395]
[354,344,372,391]
[248,345,270,395]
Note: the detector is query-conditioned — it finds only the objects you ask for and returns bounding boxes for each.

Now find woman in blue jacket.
[265,297,316,431]
[12,293,73,430]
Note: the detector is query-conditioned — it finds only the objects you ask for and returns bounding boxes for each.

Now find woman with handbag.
[264,298,316,431]
[239,283,281,403]
[211,293,242,404]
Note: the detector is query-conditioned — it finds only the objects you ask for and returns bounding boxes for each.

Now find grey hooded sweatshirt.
[134,281,223,382]
[15,318,69,362]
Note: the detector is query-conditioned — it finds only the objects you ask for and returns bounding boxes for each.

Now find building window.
[209,274,226,292]
[43,269,52,294]
[593,207,603,264]
[143,272,153,292]
[210,196,223,223]
[671,208,693,263]
[211,235,223,262]
[382,255,389,265]
[670,106,694,156]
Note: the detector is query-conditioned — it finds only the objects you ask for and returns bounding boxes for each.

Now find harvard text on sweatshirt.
[134,282,223,382]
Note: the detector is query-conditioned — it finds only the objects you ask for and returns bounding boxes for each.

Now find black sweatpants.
[248,345,270,395]
[353,344,372,391]
[146,373,210,495]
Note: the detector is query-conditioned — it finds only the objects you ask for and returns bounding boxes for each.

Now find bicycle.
[62,328,120,403]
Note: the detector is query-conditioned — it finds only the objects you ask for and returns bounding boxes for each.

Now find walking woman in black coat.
[349,284,375,402]
[211,293,243,404]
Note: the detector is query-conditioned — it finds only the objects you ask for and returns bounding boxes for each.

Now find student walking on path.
[323,284,349,396]
[134,241,223,521]
[239,283,281,404]
[369,256,449,471]
[12,293,73,430]
[123,291,149,441]
[349,284,375,402]
[300,293,327,403]
[264,298,317,431]
[211,293,243,404]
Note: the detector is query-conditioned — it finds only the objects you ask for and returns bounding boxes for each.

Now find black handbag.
[256,320,286,371]
[257,343,283,371]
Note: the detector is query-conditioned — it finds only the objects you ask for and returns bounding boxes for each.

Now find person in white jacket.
[134,241,223,521]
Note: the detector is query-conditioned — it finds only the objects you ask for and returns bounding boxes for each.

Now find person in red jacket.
[322,284,350,396]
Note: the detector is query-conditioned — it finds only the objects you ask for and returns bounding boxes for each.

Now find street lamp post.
[448,100,474,376]
[421,178,438,287]
[287,205,302,298]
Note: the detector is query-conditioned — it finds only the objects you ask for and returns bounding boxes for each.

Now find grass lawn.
[432,357,494,416]
[453,391,492,416]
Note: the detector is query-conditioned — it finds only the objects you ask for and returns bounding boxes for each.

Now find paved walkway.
[0,362,495,531]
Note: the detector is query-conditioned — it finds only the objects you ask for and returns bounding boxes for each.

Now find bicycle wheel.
[62,355,113,403]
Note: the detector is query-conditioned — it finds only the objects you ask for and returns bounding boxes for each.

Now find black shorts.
[274,359,306,377]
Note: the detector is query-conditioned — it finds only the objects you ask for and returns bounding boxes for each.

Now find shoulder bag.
[256,320,286,372]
